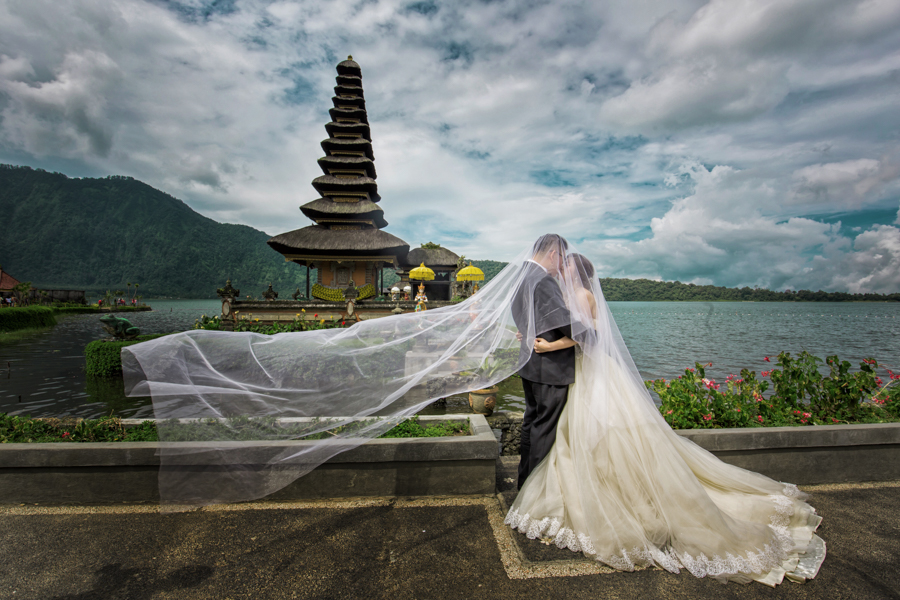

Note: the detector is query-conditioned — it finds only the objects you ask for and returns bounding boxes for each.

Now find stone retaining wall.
[486,412,900,484]
[0,415,497,504]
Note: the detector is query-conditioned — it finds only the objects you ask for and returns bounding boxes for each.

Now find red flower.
[342,321,346,326]
[314,314,318,317]
[757,416,764,423]
[702,414,712,421]
[761,370,771,377]
[763,356,770,362]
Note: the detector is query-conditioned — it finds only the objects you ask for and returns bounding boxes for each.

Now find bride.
[506,249,825,586]
[122,234,824,586]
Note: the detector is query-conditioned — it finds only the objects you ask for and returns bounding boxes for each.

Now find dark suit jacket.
[511,262,575,386]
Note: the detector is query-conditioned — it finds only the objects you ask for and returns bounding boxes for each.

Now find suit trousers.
[518,377,570,489]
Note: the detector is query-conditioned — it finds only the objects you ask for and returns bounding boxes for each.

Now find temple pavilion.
[402,246,460,301]
[267,57,410,301]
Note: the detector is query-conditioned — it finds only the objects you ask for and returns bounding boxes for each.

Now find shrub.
[650,352,900,429]
[0,306,57,332]
[0,414,467,443]
[0,414,157,443]
[84,334,171,377]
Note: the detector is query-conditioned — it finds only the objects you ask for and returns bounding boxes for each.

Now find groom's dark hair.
[532,234,568,257]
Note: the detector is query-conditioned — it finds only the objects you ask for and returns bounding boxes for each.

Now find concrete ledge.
[0,415,497,504]
[678,423,900,484]
[486,412,900,485]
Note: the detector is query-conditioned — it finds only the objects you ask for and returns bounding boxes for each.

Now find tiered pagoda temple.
[267,57,409,301]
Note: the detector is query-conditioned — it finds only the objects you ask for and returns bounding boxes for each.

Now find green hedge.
[0,414,468,443]
[84,334,171,377]
[0,306,57,332]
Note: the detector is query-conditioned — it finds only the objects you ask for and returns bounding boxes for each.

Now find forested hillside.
[599,278,899,302]
[0,164,307,298]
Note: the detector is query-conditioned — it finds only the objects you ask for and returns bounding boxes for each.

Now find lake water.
[1,300,897,418]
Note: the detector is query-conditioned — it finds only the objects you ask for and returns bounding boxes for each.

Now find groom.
[512,234,577,489]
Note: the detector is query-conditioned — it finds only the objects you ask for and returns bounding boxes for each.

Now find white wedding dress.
[505,349,826,586]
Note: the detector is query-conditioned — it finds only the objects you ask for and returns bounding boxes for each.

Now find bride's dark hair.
[567,253,595,287]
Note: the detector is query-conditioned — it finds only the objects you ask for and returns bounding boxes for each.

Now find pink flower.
[831,418,839,423]
[703,414,713,421]
[757,416,764,423]
[666,410,673,414]
[761,370,771,377]
[763,356,770,362]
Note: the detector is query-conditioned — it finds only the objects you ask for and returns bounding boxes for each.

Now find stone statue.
[99,314,140,339]
[262,284,278,301]
[216,279,240,299]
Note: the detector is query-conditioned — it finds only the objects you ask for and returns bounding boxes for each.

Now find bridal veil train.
[123,235,824,586]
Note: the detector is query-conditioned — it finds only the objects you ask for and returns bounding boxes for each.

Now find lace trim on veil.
[504,484,801,578]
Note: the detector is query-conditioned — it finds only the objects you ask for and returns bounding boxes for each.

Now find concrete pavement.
[1,458,898,600]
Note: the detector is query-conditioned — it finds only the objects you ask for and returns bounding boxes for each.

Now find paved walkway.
[2,459,899,600]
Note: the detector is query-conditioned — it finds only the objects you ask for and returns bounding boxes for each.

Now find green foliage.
[84,334,171,377]
[420,242,442,249]
[650,353,900,429]
[469,260,507,283]
[0,306,57,332]
[380,416,468,438]
[601,277,900,302]
[194,313,352,334]
[0,414,157,443]
[0,164,308,298]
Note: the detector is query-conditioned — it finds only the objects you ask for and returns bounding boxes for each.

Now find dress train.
[505,355,826,586]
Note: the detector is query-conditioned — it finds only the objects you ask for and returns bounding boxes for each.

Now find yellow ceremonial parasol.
[456,263,484,282]
[409,262,435,281]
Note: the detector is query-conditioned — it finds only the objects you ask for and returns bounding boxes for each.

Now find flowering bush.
[648,352,900,429]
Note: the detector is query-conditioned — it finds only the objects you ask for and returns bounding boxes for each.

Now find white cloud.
[0,0,898,292]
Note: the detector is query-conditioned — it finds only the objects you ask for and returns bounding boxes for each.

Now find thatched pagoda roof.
[329,107,368,124]
[336,75,361,87]
[268,225,408,258]
[317,155,376,178]
[269,57,410,264]
[311,175,380,200]
[321,137,374,160]
[404,247,461,270]
[334,85,365,98]
[301,198,387,228]
[337,58,362,77]
[332,95,365,109]
[324,121,371,141]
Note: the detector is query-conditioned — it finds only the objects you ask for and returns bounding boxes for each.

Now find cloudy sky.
[1,0,899,292]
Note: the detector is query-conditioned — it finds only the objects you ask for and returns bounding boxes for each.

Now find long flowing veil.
[122,235,653,507]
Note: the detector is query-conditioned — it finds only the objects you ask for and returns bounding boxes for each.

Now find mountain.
[0,164,308,298]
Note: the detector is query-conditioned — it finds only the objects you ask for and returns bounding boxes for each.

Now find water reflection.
[0,299,219,418]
